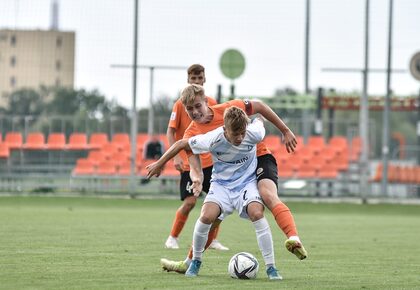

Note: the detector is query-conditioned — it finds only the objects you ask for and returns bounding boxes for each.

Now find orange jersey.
[168,96,217,170]
[184,99,271,157]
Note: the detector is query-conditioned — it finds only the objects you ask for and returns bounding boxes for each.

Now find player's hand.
[173,155,184,173]
[190,179,203,196]
[283,129,297,153]
[146,162,163,179]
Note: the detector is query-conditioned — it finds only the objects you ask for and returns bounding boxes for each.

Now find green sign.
[220,49,245,80]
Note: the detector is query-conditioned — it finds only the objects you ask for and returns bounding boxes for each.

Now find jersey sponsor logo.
[247,145,253,151]
[224,156,249,164]
[216,151,224,156]
[170,112,176,120]
[190,138,197,146]
[208,190,214,195]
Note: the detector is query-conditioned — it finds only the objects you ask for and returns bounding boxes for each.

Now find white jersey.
[188,119,265,191]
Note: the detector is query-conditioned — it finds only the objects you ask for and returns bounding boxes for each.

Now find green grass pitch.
[1,196,420,289]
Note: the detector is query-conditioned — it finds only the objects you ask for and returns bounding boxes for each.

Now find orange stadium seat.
[112,133,130,149]
[24,132,46,150]
[96,160,116,175]
[87,150,107,167]
[263,135,282,153]
[278,162,295,178]
[117,161,133,176]
[329,136,348,149]
[68,133,89,150]
[72,158,95,175]
[89,133,109,150]
[294,146,314,162]
[161,159,180,177]
[296,162,317,179]
[100,143,120,159]
[318,162,339,179]
[47,133,66,150]
[370,163,382,182]
[5,132,23,149]
[0,143,10,158]
[307,136,325,150]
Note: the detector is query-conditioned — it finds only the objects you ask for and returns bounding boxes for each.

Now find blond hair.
[180,84,205,106]
[223,106,250,132]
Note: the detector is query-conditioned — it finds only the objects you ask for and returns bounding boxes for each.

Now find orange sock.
[188,225,218,259]
[170,210,188,238]
[271,202,298,238]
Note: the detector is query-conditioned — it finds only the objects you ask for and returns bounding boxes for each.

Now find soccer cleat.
[266,266,283,280]
[208,239,229,251]
[185,259,202,277]
[285,239,307,260]
[164,236,179,249]
[160,258,188,274]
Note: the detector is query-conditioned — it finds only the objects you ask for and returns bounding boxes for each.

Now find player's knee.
[200,214,216,225]
[182,197,197,212]
[247,202,264,221]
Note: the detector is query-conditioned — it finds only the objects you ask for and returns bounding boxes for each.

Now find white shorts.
[204,181,263,220]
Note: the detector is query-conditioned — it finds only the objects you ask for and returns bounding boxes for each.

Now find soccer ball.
[228,252,259,279]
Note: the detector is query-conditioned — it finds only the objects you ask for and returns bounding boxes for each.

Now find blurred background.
[0,0,419,200]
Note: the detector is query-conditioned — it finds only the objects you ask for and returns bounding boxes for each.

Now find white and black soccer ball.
[228,252,259,279]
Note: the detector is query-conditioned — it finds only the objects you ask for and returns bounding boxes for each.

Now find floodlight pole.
[381,0,394,197]
[130,0,139,194]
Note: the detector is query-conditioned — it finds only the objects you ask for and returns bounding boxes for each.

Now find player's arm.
[146,139,191,178]
[188,154,203,196]
[166,126,184,172]
[250,100,297,153]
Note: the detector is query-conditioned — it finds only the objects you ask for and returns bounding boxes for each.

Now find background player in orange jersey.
[164,64,229,251]
[148,84,307,273]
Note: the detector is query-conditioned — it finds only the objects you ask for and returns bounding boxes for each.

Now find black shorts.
[256,154,278,189]
[179,166,213,201]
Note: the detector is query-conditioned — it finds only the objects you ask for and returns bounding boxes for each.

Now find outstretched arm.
[251,100,297,153]
[146,139,190,178]
[166,127,184,173]
[188,154,203,196]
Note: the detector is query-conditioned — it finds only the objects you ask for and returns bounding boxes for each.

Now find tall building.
[0,29,75,108]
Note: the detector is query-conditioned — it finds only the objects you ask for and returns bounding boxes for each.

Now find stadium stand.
[89,133,109,150]
[0,143,10,159]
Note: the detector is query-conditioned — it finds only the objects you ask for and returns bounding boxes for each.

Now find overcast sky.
[1,0,419,109]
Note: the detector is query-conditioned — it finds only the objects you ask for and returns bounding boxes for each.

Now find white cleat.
[164,236,179,249]
[208,239,229,251]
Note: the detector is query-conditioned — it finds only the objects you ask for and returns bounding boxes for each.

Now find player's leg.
[165,171,196,249]
[256,154,307,260]
[241,183,282,281]
[185,201,221,277]
[200,166,229,251]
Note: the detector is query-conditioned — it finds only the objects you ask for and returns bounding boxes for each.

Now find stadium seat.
[96,160,116,175]
[278,162,295,178]
[117,161,133,175]
[89,133,109,150]
[161,159,179,177]
[294,146,314,162]
[307,136,325,153]
[319,146,339,163]
[0,143,10,158]
[112,133,130,149]
[332,153,349,171]
[87,150,107,167]
[68,133,89,150]
[370,163,382,182]
[100,143,120,159]
[5,132,23,149]
[47,133,66,150]
[296,162,317,179]
[72,158,95,175]
[329,136,348,149]
[318,162,339,179]
[263,135,282,153]
[23,132,46,150]
[137,133,149,148]
[111,151,130,168]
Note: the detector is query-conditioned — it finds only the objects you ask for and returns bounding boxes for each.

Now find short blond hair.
[223,106,250,132]
[180,84,205,106]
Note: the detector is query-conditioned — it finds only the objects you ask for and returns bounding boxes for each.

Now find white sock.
[192,219,212,261]
[253,217,275,266]
[288,235,301,242]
